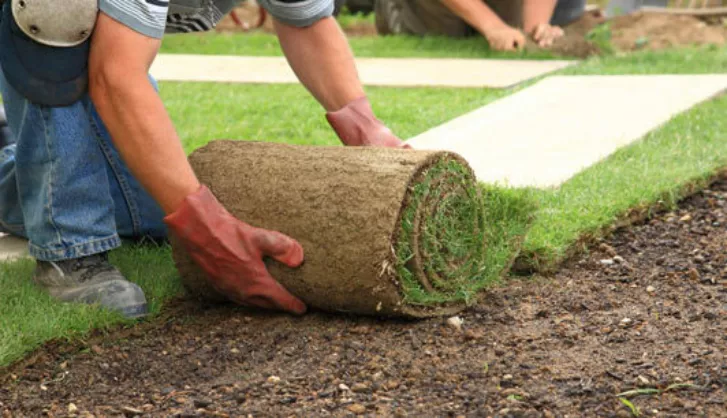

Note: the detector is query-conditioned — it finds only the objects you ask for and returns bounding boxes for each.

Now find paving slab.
[0,233,29,261]
[406,75,727,188]
[150,54,575,88]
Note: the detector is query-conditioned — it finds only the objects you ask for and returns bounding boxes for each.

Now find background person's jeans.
[0,68,167,261]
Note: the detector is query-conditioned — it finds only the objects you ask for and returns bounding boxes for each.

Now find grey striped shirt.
[100,0,334,39]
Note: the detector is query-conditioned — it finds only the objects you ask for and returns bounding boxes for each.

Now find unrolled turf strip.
[171,140,517,317]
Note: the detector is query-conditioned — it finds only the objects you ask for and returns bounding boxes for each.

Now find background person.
[375,0,587,51]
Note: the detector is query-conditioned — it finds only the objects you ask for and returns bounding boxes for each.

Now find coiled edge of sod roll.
[391,153,487,316]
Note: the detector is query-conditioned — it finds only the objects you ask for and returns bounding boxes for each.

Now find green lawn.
[160,32,561,59]
[1,42,726,368]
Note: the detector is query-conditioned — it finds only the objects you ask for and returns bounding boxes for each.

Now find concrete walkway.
[407,74,727,188]
[150,54,575,88]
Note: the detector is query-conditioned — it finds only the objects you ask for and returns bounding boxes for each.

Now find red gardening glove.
[164,185,307,315]
[326,97,412,149]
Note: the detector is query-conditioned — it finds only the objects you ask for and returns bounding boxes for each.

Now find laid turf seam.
[515,169,727,274]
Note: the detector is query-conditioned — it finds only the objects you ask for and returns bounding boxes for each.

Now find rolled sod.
[171,140,530,317]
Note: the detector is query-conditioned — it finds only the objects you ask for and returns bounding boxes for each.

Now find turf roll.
[171,140,502,318]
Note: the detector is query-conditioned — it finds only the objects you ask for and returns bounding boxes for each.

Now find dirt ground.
[550,10,727,57]
[216,3,727,58]
[1,169,726,416]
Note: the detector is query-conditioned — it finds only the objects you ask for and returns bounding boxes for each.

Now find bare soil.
[1,173,726,416]
[549,11,727,57]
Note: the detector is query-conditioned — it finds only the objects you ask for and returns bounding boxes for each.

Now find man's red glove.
[326,97,412,149]
[164,185,307,315]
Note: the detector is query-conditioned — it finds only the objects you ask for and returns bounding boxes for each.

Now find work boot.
[0,107,14,149]
[33,252,148,318]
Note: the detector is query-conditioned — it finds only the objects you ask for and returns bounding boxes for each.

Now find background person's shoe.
[0,107,14,149]
[33,252,148,318]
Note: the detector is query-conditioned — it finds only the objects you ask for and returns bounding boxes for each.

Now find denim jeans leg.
[88,94,167,241]
[0,142,26,236]
[1,69,168,259]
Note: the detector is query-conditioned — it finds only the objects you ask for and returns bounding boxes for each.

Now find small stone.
[91,345,104,355]
[600,259,615,266]
[230,348,240,354]
[613,255,625,264]
[599,243,618,256]
[348,404,366,415]
[351,383,369,393]
[679,214,692,222]
[446,316,464,332]
[338,383,350,392]
[543,411,555,418]
[637,375,650,385]
[384,380,400,390]
[688,268,700,281]
[464,329,480,341]
[619,318,633,328]
[646,285,656,293]
[59,361,68,370]
[40,384,48,391]
[267,376,281,384]
[502,374,513,381]
[121,406,144,417]
[501,388,528,398]
[687,358,702,366]
[68,403,78,414]
[193,398,213,408]
[616,410,632,418]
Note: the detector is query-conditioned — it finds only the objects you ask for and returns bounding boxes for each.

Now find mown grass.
[0,246,180,367]
[160,32,560,59]
[1,43,725,367]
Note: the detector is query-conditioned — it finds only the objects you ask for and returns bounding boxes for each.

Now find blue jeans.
[0,69,167,261]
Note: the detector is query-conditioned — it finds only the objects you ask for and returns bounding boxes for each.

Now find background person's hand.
[483,25,526,51]
[531,23,564,48]
[165,186,307,315]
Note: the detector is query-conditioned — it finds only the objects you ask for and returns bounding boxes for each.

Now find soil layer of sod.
[173,141,530,317]
[2,177,725,417]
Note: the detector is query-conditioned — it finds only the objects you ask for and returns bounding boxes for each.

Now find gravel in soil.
[2,177,727,417]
